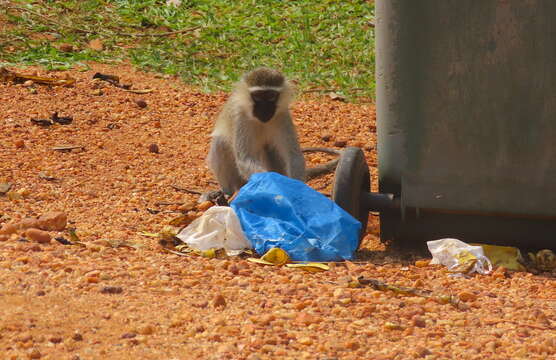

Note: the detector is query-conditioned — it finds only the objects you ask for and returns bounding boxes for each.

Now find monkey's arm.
[279,116,306,181]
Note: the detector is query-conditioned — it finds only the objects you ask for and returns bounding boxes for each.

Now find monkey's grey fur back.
[207,68,305,194]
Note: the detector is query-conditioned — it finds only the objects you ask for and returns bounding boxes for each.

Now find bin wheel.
[332,147,370,243]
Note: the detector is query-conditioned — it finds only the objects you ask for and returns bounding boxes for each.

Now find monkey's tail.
[301,147,341,156]
[302,147,342,180]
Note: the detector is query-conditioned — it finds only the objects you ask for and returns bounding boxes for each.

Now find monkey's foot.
[198,190,229,206]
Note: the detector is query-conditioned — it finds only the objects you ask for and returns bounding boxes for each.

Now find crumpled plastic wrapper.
[427,238,492,275]
[176,206,251,256]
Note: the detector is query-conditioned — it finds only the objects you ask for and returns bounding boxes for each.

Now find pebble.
[415,260,429,268]
[298,337,313,345]
[414,346,432,358]
[384,322,403,330]
[38,211,67,231]
[58,43,74,52]
[27,348,41,359]
[137,325,154,335]
[135,99,147,108]
[100,286,123,294]
[148,144,159,153]
[212,293,227,308]
[0,223,17,235]
[412,316,426,328]
[49,336,63,344]
[23,80,34,87]
[333,140,347,147]
[15,139,25,148]
[25,228,51,244]
[458,291,477,302]
[344,340,360,350]
[295,312,319,326]
[19,217,42,230]
[86,276,100,284]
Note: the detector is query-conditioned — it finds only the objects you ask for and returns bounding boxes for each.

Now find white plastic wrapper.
[176,206,251,256]
[427,238,492,275]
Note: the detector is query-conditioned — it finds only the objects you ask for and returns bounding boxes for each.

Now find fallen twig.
[170,185,202,195]
[52,145,84,151]
[154,201,185,206]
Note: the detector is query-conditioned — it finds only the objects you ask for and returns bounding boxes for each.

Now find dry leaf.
[328,92,346,102]
[138,231,160,238]
[88,39,104,51]
[0,183,12,194]
[0,67,75,86]
[123,88,154,94]
[168,214,195,227]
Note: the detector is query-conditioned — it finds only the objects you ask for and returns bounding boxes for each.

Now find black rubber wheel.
[332,147,371,245]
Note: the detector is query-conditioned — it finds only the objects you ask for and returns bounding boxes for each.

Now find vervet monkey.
[207,67,339,195]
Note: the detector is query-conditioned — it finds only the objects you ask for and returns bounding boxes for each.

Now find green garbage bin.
[375,0,556,249]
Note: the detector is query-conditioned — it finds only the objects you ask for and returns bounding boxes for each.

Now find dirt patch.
[0,63,554,359]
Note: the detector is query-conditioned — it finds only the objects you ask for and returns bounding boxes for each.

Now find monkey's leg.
[207,136,245,195]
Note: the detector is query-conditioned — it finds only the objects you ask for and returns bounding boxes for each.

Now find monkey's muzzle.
[251,89,279,123]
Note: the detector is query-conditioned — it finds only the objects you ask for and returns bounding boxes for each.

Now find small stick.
[170,185,202,195]
[154,202,185,206]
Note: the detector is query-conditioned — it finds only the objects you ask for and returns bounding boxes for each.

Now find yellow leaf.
[123,88,154,94]
[138,231,160,238]
[286,263,330,272]
[384,322,403,330]
[246,257,276,266]
[260,247,289,266]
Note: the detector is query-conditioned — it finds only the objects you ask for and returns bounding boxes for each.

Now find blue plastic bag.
[230,172,361,262]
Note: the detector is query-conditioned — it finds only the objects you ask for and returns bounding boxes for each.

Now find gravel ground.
[0,64,555,360]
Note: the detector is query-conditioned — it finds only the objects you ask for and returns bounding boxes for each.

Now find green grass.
[0,0,375,100]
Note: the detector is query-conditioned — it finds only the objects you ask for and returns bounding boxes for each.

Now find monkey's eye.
[251,89,279,103]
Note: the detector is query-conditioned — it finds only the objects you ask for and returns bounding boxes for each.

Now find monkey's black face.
[251,89,280,123]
